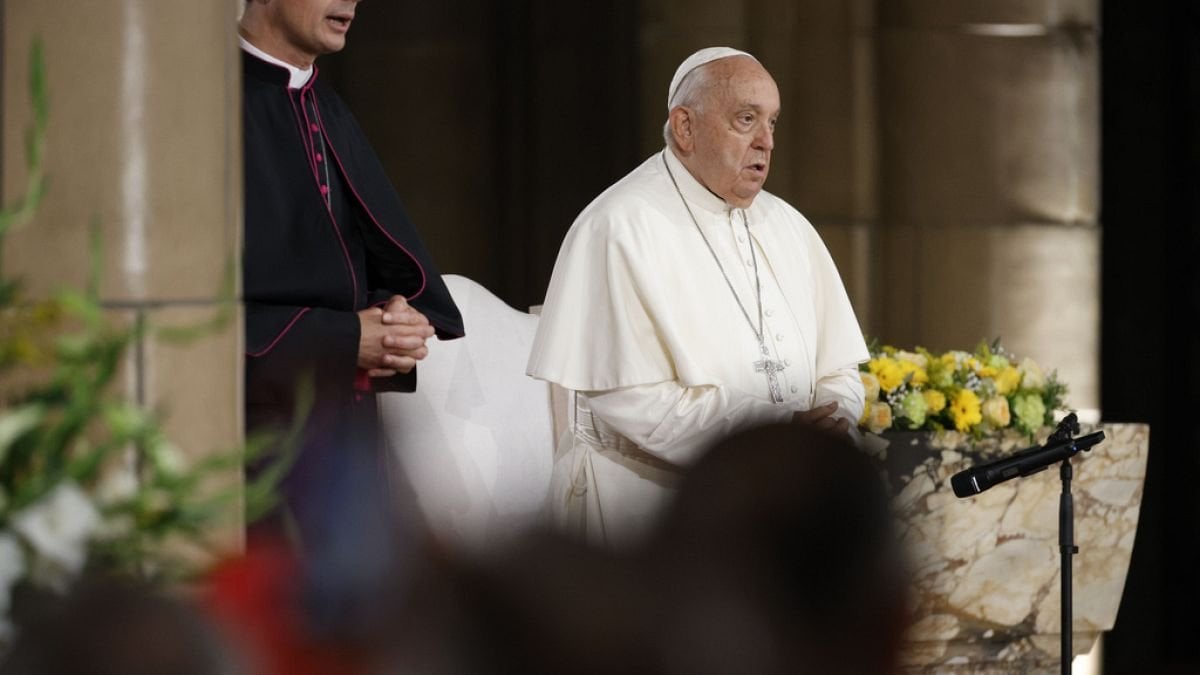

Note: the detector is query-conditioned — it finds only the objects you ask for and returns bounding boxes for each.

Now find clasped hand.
[357,295,435,377]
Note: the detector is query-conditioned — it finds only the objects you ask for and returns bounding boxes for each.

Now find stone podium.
[881,423,1148,673]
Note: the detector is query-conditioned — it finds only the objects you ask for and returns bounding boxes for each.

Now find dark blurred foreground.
[0,423,911,675]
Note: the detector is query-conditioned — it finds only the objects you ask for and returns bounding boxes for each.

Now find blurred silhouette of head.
[0,577,236,675]
[646,422,911,675]
[380,422,910,675]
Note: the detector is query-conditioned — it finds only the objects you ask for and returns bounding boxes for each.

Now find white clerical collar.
[662,147,737,215]
[239,36,313,89]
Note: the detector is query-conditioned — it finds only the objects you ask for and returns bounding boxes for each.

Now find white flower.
[946,350,972,366]
[0,533,23,589]
[0,532,24,585]
[150,440,186,477]
[11,482,102,592]
[860,372,881,403]
[0,532,25,643]
[1018,357,1046,390]
[895,350,929,369]
[95,457,139,506]
[982,396,1012,428]
[0,404,44,461]
[865,401,893,434]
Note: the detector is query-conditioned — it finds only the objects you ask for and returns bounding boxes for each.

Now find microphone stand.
[1059,454,1078,674]
[1050,415,1082,675]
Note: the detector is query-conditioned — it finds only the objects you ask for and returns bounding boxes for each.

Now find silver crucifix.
[753,341,787,403]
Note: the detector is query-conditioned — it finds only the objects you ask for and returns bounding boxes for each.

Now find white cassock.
[526,148,869,548]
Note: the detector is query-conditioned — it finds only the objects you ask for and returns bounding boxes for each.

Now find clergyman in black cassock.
[238,0,463,554]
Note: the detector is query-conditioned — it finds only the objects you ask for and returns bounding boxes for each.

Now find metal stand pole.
[1059,457,1078,675]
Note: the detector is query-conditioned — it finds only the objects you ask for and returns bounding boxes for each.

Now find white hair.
[662,63,717,148]
[662,53,762,148]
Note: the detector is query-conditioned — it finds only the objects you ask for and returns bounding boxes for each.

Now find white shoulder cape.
[527,150,868,393]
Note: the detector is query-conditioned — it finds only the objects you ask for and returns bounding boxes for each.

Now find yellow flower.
[927,359,954,389]
[994,366,1021,396]
[860,372,881,403]
[922,389,947,414]
[982,396,1011,428]
[941,351,972,376]
[896,359,929,387]
[865,401,893,434]
[869,357,905,393]
[949,389,983,432]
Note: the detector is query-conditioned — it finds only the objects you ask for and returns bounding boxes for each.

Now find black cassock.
[242,51,463,550]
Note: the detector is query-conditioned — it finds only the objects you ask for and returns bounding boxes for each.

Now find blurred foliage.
[0,37,301,612]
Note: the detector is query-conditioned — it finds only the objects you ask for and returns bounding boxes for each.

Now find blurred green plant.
[0,37,302,642]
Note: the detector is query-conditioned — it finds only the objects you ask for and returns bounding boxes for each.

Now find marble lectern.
[880,424,1148,673]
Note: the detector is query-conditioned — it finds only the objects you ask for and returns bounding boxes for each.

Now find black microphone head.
[1048,412,1080,444]
[950,471,980,498]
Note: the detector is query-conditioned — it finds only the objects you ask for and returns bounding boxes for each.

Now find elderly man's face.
[252,0,360,67]
[688,58,780,209]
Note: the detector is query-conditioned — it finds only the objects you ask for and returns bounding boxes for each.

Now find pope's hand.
[792,401,851,436]
[357,296,435,377]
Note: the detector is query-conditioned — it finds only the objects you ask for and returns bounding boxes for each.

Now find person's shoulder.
[572,154,677,236]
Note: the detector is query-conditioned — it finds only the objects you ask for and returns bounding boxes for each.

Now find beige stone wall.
[1,1,244,551]
[638,0,1099,412]
[877,1,1100,412]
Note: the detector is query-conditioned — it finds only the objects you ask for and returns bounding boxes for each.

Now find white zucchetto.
[666,46,758,111]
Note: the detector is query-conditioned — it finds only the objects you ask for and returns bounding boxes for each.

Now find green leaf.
[104,402,153,439]
[55,289,102,328]
[0,36,48,241]
[0,403,45,465]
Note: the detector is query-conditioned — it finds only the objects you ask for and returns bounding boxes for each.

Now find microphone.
[950,420,1105,498]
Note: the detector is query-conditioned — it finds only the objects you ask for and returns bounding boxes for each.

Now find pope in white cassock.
[527,47,869,548]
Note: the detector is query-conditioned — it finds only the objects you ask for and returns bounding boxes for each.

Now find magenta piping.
[312,103,429,302]
[247,307,311,357]
[290,82,361,308]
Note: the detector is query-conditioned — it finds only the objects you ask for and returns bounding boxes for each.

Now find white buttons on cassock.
[776,333,784,341]
[790,385,799,394]
[764,308,774,317]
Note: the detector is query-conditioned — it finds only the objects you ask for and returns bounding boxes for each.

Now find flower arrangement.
[858,339,1068,439]
[0,40,297,648]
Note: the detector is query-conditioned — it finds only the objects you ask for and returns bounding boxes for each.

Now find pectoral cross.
[753,341,787,403]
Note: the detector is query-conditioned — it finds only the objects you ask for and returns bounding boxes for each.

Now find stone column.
[747,0,878,325]
[2,1,244,551]
[876,0,1100,413]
